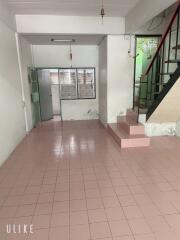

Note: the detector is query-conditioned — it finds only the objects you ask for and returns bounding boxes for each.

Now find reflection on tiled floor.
[1,120,180,240]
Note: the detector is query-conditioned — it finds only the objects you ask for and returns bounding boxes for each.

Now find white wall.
[32,45,99,120]
[16,15,125,35]
[18,35,33,131]
[99,37,108,127]
[107,35,134,123]
[125,0,177,33]
[0,20,26,166]
[0,0,16,30]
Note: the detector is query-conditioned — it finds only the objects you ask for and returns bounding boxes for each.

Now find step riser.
[121,138,150,148]
[108,125,150,149]
[126,109,138,122]
[118,122,144,135]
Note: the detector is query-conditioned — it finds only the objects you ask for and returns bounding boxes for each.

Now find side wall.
[32,45,99,120]
[107,35,134,123]
[99,37,108,127]
[0,20,26,166]
[18,35,33,131]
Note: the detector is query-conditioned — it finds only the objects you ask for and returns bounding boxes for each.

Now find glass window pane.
[59,69,77,99]
[77,69,95,99]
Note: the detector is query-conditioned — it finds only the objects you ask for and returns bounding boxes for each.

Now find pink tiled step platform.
[108,109,150,148]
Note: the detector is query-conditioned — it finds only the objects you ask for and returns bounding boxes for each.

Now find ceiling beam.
[125,0,178,33]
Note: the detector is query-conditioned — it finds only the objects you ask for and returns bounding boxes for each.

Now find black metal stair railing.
[137,3,180,119]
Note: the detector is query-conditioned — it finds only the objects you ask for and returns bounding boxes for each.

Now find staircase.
[108,4,180,147]
[136,3,180,120]
[108,109,150,148]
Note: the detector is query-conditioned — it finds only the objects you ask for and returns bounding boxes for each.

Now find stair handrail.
[142,2,180,79]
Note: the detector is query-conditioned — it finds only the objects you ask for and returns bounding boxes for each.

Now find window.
[59,68,95,100]
[77,69,95,99]
[59,69,77,99]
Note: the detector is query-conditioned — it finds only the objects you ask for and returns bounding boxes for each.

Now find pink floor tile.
[0,206,17,218]
[51,212,69,227]
[146,216,170,232]
[123,206,143,219]
[105,207,125,221]
[0,232,7,240]
[34,203,53,215]
[118,195,136,207]
[100,188,116,197]
[70,211,88,225]
[113,237,134,240]
[25,186,41,194]
[38,193,54,203]
[134,233,156,240]
[32,214,51,229]
[43,177,57,185]
[139,204,161,217]
[40,184,55,193]
[54,191,69,202]
[16,204,35,217]
[55,183,69,192]
[49,226,69,240]
[53,201,69,213]
[21,194,38,205]
[109,220,132,237]
[86,198,104,210]
[165,213,180,229]
[70,190,86,200]
[2,120,180,240]
[13,216,32,225]
[28,228,49,240]
[103,196,120,208]
[85,188,101,198]
[3,196,22,207]
[90,222,111,239]
[88,209,107,223]
[128,218,152,235]
[70,199,87,212]
[70,224,90,240]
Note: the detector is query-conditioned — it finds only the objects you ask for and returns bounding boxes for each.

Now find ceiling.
[4,0,140,17]
[22,34,105,45]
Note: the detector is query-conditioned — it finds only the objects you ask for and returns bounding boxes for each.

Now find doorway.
[133,35,161,110]
[38,68,61,121]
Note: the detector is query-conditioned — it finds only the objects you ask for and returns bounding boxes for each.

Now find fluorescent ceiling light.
[51,38,75,43]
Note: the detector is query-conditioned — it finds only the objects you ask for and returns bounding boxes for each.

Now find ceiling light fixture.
[51,39,75,43]
[100,0,105,24]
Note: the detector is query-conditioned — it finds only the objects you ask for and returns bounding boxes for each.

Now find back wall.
[32,44,99,121]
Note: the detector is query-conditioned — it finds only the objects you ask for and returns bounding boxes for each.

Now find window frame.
[59,68,78,100]
[59,67,96,100]
[36,67,96,101]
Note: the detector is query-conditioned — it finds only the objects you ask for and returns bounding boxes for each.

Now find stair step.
[126,109,138,122]
[172,45,180,50]
[117,116,145,135]
[108,123,150,148]
[165,59,180,64]
[159,72,174,75]
[152,83,166,86]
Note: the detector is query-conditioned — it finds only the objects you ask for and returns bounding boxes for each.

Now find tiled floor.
[1,120,180,240]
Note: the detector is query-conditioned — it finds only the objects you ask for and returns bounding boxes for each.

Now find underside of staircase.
[108,109,150,148]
